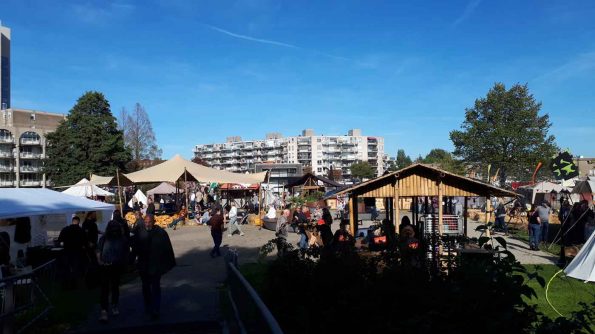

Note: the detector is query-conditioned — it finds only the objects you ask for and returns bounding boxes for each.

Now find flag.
[551,151,579,180]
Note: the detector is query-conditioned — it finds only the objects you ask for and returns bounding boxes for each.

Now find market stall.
[62,178,114,198]
[0,188,114,265]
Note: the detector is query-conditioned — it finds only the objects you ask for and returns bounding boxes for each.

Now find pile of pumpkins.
[123,211,179,228]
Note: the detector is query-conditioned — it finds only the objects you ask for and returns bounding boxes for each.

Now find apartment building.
[0,24,10,109]
[0,108,65,187]
[194,129,385,179]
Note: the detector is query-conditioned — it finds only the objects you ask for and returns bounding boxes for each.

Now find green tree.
[45,91,131,186]
[350,161,376,180]
[422,148,465,175]
[395,149,413,169]
[450,83,557,186]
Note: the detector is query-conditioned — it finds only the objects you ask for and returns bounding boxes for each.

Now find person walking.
[58,216,86,289]
[146,197,156,216]
[275,209,290,255]
[535,201,550,245]
[296,206,309,250]
[96,221,129,323]
[209,208,224,258]
[134,214,176,319]
[227,203,244,236]
[495,199,508,235]
[528,205,541,250]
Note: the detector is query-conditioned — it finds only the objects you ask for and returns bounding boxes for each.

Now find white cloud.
[452,0,482,28]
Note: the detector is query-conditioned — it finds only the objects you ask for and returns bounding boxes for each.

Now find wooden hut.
[334,164,518,236]
[285,172,344,196]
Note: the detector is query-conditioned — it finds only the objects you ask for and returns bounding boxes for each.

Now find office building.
[0,24,10,109]
[193,129,385,179]
[0,108,65,187]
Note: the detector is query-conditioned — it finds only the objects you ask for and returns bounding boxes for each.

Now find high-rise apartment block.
[0,24,10,109]
[0,108,65,187]
[193,129,385,179]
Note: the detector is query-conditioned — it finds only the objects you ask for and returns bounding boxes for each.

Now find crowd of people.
[58,209,175,323]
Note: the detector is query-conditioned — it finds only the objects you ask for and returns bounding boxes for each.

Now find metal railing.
[225,250,283,334]
[0,260,56,334]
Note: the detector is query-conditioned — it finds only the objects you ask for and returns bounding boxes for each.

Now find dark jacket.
[98,235,129,266]
[146,203,156,215]
[134,226,176,276]
[209,214,224,233]
[58,224,86,253]
[82,219,99,247]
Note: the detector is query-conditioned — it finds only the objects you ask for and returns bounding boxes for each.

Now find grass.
[523,264,595,320]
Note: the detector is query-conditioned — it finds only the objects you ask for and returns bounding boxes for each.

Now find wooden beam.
[349,196,355,236]
[485,196,491,237]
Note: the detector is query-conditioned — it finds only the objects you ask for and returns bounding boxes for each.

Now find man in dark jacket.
[209,208,224,258]
[58,216,86,288]
[133,214,176,319]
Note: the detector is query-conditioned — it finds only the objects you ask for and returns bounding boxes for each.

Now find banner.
[551,151,579,180]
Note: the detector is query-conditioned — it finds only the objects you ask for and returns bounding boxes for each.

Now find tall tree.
[422,148,465,175]
[395,149,413,169]
[450,83,557,186]
[350,161,376,180]
[45,91,130,186]
[121,103,162,169]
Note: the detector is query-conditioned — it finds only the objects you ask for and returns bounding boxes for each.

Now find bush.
[256,233,593,334]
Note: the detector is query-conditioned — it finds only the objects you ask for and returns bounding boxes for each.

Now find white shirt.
[266,207,277,219]
[229,206,237,219]
[190,192,196,201]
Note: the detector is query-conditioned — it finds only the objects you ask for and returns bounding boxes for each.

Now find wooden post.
[485,196,491,237]
[116,168,123,216]
[184,168,189,221]
[349,196,355,236]
[393,180,400,230]
[438,180,443,235]
[464,197,468,236]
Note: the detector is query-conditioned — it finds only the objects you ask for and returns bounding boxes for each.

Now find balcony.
[0,151,13,158]
[0,137,14,144]
[20,166,42,173]
[0,180,14,187]
[20,152,44,159]
[0,165,13,172]
[20,138,41,145]
[20,180,42,187]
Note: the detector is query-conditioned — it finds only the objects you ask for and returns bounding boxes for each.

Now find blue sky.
[1,0,594,159]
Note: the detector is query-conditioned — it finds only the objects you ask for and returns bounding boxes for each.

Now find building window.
[317,167,322,172]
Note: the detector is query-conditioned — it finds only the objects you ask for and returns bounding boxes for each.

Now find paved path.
[467,220,557,265]
[74,224,299,333]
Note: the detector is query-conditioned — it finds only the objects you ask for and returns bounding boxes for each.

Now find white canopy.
[62,178,114,197]
[147,182,177,196]
[0,188,115,220]
[564,231,595,282]
[128,189,148,208]
[124,154,267,184]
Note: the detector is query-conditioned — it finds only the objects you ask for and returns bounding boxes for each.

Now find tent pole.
[184,167,189,217]
[116,168,123,216]
[89,171,94,199]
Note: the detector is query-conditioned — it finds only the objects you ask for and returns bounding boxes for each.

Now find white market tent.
[564,230,595,282]
[62,178,114,198]
[0,188,114,220]
[124,154,267,184]
[128,189,148,209]
[572,177,595,202]
[0,189,115,263]
[147,182,177,196]
[517,181,575,205]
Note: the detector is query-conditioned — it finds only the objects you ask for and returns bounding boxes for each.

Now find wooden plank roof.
[333,163,518,198]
